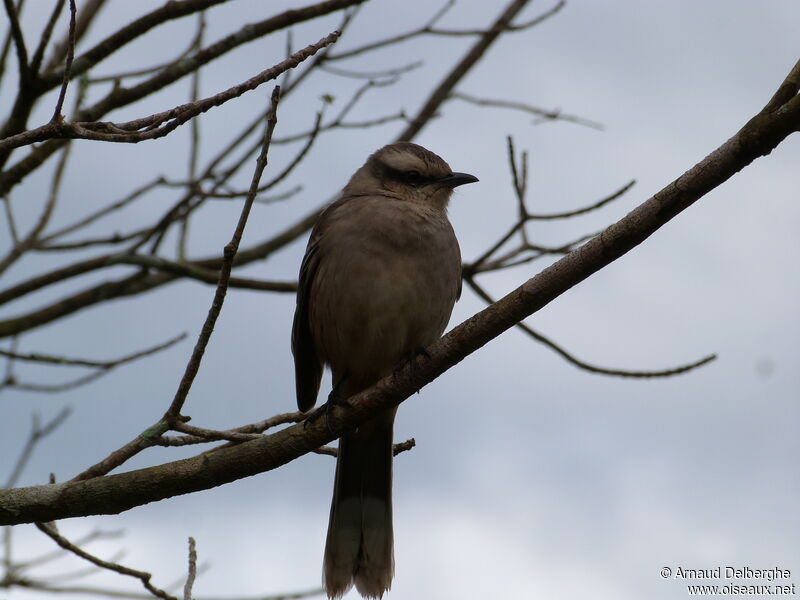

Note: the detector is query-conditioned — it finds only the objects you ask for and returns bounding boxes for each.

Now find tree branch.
[0,32,338,151]
[0,0,365,193]
[49,0,76,122]
[34,522,177,600]
[163,85,281,424]
[1,58,797,525]
[398,0,536,141]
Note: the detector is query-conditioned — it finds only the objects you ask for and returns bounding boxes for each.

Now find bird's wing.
[291,197,351,412]
[292,226,325,412]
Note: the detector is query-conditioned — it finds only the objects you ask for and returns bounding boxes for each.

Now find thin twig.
[154,412,305,447]
[42,0,107,74]
[164,86,282,422]
[3,408,71,488]
[6,370,108,393]
[29,0,65,74]
[183,538,196,600]
[0,252,295,309]
[69,436,154,482]
[36,229,152,251]
[0,32,339,151]
[39,177,168,243]
[51,0,77,122]
[0,140,73,276]
[398,0,536,141]
[450,91,604,130]
[0,0,361,192]
[35,523,177,600]
[526,180,636,220]
[319,60,422,80]
[0,333,186,368]
[0,0,26,88]
[172,422,262,443]
[87,14,207,84]
[114,254,297,292]
[33,549,128,583]
[465,276,717,378]
[278,4,359,99]
[15,528,124,570]
[2,0,29,82]
[203,184,304,203]
[70,88,284,482]
[2,195,20,243]
[327,0,562,61]
[473,231,600,275]
[179,11,207,261]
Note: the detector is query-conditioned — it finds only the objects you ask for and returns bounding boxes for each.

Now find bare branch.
[0,0,363,192]
[1,0,29,82]
[35,523,177,600]
[38,176,167,244]
[4,370,106,394]
[36,229,151,251]
[29,0,65,75]
[313,438,415,458]
[88,14,206,84]
[42,0,108,74]
[526,180,637,220]
[0,209,312,336]
[180,11,207,260]
[465,276,716,378]
[466,138,635,276]
[1,196,20,243]
[69,436,155,483]
[0,0,25,88]
[68,87,283,482]
[0,333,186,369]
[450,91,604,130]
[398,0,536,141]
[3,408,71,489]
[1,56,796,526]
[15,528,124,570]
[0,250,295,316]
[50,0,77,122]
[319,60,422,80]
[172,422,261,444]
[164,85,282,422]
[183,537,196,600]
[0,140,73,275]
[154,412,305,447]
[104,254,297,292]
[470,231,599,275]
[327,0,563,61]
[0,32,339,151]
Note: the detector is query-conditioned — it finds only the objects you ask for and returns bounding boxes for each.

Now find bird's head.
[344,142,478,210]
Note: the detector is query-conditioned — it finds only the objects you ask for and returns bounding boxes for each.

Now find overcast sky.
[2,1,799,599]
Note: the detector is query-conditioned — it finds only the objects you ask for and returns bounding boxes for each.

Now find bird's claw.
[304,379,349,435]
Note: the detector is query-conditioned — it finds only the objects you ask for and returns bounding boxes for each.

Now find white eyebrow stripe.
[381,153,426,172]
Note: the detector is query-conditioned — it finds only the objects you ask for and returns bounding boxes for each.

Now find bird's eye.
[403,170,426,185]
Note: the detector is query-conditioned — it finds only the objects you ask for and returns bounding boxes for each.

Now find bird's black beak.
[439,172,479,188]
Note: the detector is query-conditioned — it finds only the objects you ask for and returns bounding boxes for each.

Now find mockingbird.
[292,142,477,598]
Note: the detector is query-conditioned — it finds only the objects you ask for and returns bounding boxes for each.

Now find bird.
[291,141,477,599]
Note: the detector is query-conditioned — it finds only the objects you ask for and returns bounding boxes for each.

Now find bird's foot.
[396,347,431,394]
[304,377,349,435]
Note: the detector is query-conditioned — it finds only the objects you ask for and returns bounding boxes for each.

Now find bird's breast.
[309,199,461,383]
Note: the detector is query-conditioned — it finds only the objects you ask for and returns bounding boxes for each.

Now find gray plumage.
[292,142,477,599]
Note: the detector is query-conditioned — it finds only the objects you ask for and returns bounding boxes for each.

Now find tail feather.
[324,414,394,599]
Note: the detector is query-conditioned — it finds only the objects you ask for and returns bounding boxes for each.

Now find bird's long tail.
[323,412,395,599]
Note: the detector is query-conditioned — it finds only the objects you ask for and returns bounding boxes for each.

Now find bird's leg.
[396,347,430,394]
[304,373,350,434]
